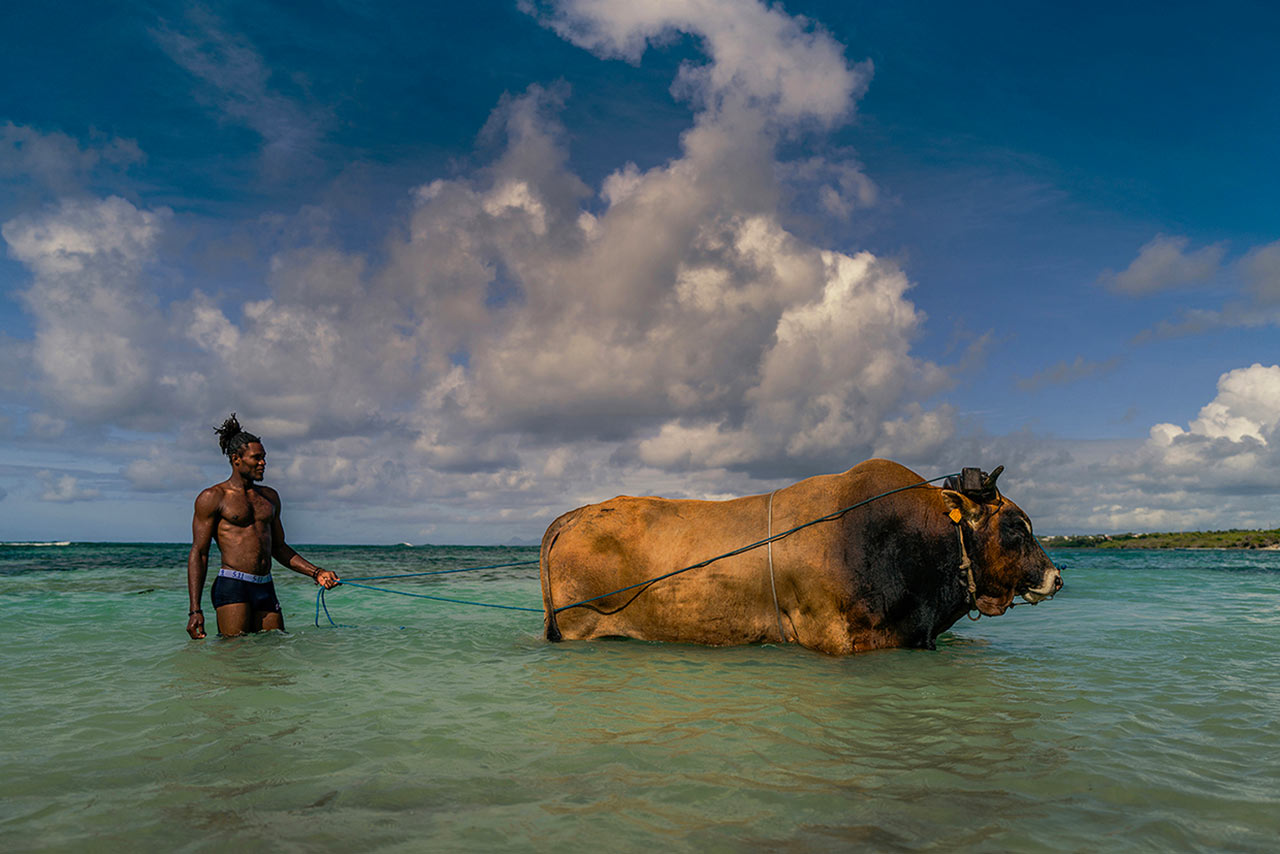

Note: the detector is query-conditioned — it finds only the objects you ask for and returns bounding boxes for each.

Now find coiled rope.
[315,473,961,628]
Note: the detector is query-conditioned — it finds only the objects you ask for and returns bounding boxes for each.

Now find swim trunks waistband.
[218,567,273,584]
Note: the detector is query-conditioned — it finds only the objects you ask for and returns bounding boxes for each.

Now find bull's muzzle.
[1021,567,1063,604]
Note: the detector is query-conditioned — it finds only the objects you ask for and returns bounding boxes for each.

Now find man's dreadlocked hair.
[214,413,261,459]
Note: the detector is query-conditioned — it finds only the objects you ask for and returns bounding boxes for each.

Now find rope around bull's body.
[314,473,962,628]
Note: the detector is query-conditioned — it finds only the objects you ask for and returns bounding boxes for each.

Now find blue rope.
[314,472,962,628]
[315,578,543,627]
[344,559,538,582]
[338,580,542,611]
[315,583,355,628]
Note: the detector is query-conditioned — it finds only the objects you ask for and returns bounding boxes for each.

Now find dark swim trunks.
[211,568,282,613]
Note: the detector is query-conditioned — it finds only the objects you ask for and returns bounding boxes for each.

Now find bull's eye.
[999,513,1033,549]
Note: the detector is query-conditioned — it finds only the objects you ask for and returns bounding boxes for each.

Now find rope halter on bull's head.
[943,465,1003,620]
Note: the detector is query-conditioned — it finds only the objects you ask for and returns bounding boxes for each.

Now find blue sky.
[3,0,1279,544]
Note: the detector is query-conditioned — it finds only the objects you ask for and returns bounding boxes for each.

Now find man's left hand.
[315,568,340,589]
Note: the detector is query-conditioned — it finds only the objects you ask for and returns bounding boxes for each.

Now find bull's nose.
[1054,574,1063,591]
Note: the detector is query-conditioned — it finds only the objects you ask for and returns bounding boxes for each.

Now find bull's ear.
[941,490,986,526]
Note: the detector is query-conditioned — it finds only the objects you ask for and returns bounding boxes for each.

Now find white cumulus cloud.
[527,0,870,124]
[3,196,171,421]
[1130,364,1280,492]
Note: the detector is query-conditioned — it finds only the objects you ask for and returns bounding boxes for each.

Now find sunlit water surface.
[2,544,1278,852]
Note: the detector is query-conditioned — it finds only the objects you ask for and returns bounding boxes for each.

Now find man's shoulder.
[256,484,282,503]
[195,482,229,509]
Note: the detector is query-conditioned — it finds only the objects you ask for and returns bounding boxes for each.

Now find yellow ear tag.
[949,508,964,524]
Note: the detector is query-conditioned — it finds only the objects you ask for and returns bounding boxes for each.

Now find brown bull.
[539,459,1061,655]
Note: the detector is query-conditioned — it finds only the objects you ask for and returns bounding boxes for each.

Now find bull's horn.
[982,465,1004,491]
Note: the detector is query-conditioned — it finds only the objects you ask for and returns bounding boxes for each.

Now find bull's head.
[941,466,1062,616]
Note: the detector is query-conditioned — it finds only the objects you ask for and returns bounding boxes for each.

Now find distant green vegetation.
[1040,529,1280,550]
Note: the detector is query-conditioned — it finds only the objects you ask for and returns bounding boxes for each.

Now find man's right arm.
[187,488,219,639]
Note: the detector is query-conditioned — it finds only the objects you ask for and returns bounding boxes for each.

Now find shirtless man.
[186,414,339,638]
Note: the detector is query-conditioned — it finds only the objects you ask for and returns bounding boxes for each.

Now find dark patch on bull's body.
[841,510,967,650]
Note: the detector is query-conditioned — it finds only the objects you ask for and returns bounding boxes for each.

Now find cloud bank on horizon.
[2,0,1279,542]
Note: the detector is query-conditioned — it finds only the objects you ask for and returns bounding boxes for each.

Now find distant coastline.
[1040,529,1280,550]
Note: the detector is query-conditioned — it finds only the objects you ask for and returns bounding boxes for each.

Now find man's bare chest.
[220,490,275,528]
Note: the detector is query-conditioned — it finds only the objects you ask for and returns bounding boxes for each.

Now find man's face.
[231,442,267,482]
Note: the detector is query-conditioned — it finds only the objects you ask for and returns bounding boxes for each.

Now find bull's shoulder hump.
[845,458,925,482]
[772,459,924,496]
[771,460,934,513]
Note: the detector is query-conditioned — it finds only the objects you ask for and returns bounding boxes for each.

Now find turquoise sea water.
[2,543,1278,852]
